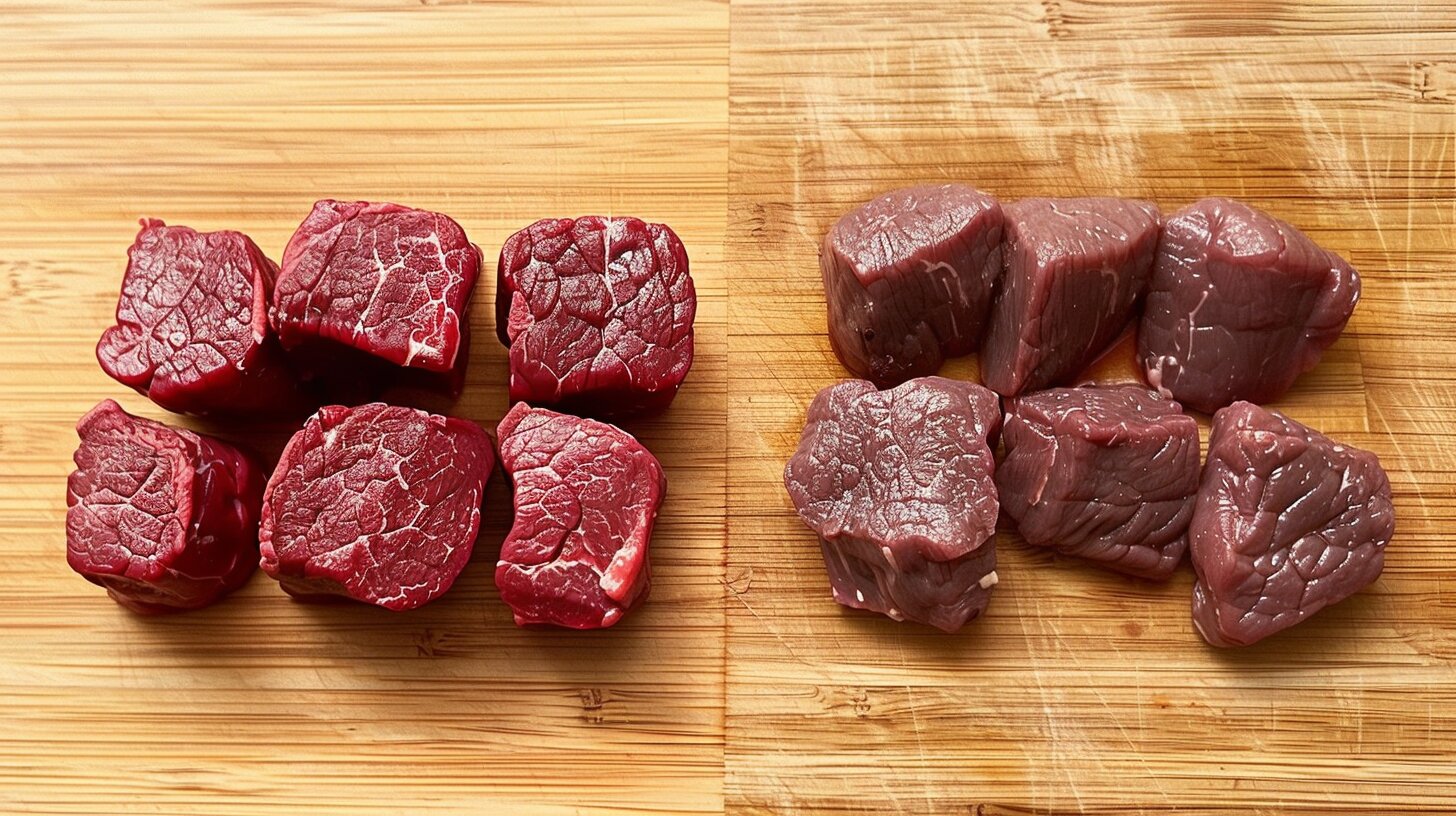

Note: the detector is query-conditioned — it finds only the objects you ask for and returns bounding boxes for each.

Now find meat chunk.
[96,220,306,417]
[1139,198,1360,413]
[496,216,695,418]
[783,377,1001,632]
[981,197,1161,396]
[997,384,1200,580]
[494,404,665,629]
[1190,402,1394,647]
[65,400,263,613]
[271,200,483,395]
[820,185,1005,386]
[258,403,495,611]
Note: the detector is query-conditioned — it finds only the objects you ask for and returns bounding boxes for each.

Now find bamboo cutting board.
[3,1,1456,814]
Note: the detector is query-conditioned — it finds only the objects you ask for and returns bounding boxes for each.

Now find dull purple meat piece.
[783,377,1001,632]
[258,403,495,611]
[96,219,306,417]
[820,185,1004,386]
[271,200,483,396]
[65,400,263,613]
[494,404,665,629]
[496,216,696,418]
[981,197,1161,397]
[1139,198,1360,413]
[997,384,1200,580]
[1190,402,1394,647]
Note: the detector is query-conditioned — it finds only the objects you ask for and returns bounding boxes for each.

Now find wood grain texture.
[0,1,727,814]
[726,1,1456,813]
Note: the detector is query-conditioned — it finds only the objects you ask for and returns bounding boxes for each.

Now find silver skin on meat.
[820,185,1004,387]
[1190,402,1394,647]
[783,376,1001,632]
[997,384,1200,581]
[1139,197,1360,414]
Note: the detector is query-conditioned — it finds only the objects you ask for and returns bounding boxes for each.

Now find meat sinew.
[258,402,495,611]
[96,219,305,417]
[783,377,1001,632]
[1190,402,1394,647]
[494,404,665,629]
[66,400,263,613]
[1139,197,1360,413]
[820,184,1005,386]
[496,216,695,418]
[271,200,483,395]
[997,384,1200,580]
[981,197,1161,397]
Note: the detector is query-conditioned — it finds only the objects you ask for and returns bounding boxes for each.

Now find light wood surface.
[727,1,1456,813]
[5,1,1456,814]
[0,2,727,814]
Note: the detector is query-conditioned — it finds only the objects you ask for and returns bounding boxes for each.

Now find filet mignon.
[96,219,306,417]
[981,197,1161,397]
[494,404,665,629]
[271,200,483,396]
[997,384,1200,580]
[65,399,263,613]
[820,184,1005,386]
[783,377,1001,632]
[1190,401,1394,647]
[258,402,495,611]
[495,216,695,418]
[1139,198,1361,413]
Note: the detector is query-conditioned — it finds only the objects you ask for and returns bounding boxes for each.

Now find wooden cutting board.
[3,1,1454,814]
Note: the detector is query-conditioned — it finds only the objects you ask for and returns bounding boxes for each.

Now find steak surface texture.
[97,219,305,417]
[496,216,695,418]
[982,197,1161,396]
[997,384,1200,580]
[66,399,263,613]
[783,377,1001,632]
[1190,401,1394,647]
[1139,197,1360,413]
[820,184,1004,386]
[258,402,495,611]
[494,404,665,629]
[271,200,482,394]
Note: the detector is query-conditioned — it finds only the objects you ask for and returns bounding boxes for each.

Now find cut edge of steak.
[495,216,696,418]
[257,402,496,611]
[96,219,308,417]
[493,403,666,629]
[1189,401,1394,647]
[65,399,263,613]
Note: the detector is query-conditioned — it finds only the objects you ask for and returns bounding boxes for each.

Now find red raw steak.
[494,404,665,629]
[96,220,306,417]
[496,216,695,418]
[259,402,495,611]
[66,400,263,613]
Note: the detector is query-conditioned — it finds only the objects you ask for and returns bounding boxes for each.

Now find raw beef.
[271,200,482,396]
[258,402,495,611]
[1139,197,1360,413]
[1190,402,1394,647]
[820,184,1005,386]
[981,197,1161,396]
[496,216,695,417]
[997,384,1200,580]
[783,377,1001,632]
[65,400,263,613]
[494,404,665,629]
[96,219,306,417]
